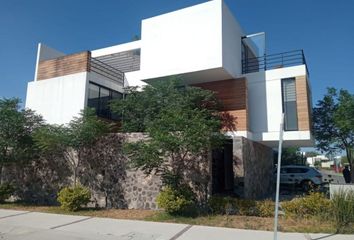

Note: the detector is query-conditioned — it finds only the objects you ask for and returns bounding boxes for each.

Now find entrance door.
[212,140,234,194]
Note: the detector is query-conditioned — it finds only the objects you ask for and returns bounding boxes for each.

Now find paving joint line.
[0,211,31,219]
[169,225,193,240]
[50,216,92,229]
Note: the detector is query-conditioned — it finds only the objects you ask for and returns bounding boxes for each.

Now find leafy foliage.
[208,196,274,216]
[280,147,306,166]
[112,79,230,203]
[331,190,354,230]
[281,192,331,217]
[313,88,354,181]
[0,183,15,202]
[57,185,91,211]
[156,185,196,215]
[34,108,111,186]
[0,98,43,182]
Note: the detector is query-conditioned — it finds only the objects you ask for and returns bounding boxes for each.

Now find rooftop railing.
[242,49,309,76]
[90,57,125,86]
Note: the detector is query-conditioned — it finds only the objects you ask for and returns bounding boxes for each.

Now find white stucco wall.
[91,40,141,58]
[265,65,307,132]
[244,65,312,146]
[25,72,88,125]
[140,0,223,81]
[221,1,244,78]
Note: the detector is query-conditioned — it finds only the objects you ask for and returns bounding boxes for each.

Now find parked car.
[274,165,323,191]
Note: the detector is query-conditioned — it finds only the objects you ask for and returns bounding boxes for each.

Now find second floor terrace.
[242,49,310,76]
[36,51,125,86]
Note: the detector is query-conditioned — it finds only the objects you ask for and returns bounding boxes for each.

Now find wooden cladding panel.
[37,52,90,80]
[296,75,311,131]
[194,78,248,131]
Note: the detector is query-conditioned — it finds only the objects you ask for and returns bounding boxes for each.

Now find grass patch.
[0,202,155,220]
[1,202,353,234]
[145,211,353,233]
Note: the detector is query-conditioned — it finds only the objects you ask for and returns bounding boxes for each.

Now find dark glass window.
[286,168,308,174]
[281,78,298,131]
[87,82,123,120]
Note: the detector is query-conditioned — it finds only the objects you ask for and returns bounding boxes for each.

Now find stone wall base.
[233,137,274,199]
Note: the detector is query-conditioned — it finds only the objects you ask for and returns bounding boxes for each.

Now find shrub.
[208,196,235,215]
[57,185,91,211]
[234,199,257,216]
[256,199,275,217]
[331,189,354,230]
[208,196,270,216]
[156,185,196,215]
[0,183,14,202]
[282,191,331,217]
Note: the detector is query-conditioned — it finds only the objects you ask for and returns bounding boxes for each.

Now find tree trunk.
[73,167,77,187]
[345,147,354,183]
[0,164,3,185]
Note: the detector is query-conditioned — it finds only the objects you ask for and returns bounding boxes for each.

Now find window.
[281,78,298,131]
[286,168,308,174]
[87,82,123,120]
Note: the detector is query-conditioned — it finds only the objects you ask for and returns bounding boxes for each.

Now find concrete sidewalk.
[0,209,352,240]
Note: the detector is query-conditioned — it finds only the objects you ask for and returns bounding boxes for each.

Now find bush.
[156,185,196,215]
[208,196,227,214]
[0,183,14,202]
[331,190,354,230]
[57,185,91,211]
[234,199,258,216]
[256,199,275,217]
[208,197,257,216]
[282,191,331,217]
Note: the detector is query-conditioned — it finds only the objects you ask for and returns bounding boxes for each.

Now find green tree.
[0,98,43,183]
[111,79,230,203]
[305,151,319,158]
[34,108,111,186]
[313,88,354,182]
[281,147,305,165]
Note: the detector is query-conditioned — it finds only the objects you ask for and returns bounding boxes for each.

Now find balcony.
[90,57,125,85]
[36,51,125,86]
[242,49,309,76]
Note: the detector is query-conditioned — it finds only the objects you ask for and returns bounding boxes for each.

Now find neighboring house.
[25,0,314,200]
[307,155,341,169]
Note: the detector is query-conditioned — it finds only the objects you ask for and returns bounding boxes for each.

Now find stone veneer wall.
[123,170,162,209]
[233,137,274,199]
[92,133,162,210]
[121,133,162,209]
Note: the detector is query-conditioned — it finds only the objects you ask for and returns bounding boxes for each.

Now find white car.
[275,165,323,191]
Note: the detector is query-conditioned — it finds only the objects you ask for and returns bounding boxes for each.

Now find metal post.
[273,113,284,240]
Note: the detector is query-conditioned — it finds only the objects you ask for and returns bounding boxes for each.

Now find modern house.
[25,0,314,200]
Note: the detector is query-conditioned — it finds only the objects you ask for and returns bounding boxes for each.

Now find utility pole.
[273,114,284,240]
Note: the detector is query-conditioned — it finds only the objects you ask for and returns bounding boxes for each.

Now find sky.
[0,0,353,106]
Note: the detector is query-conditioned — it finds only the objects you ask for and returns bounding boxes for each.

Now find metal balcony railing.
[242,49,309,76]
[90,57,125,86]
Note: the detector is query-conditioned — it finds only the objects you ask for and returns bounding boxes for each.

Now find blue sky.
[0,0,353,106]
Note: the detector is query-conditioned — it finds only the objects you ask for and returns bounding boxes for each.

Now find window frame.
[87,81,123,120]
[281,77,299,131]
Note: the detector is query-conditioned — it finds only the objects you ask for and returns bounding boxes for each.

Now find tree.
[34,108,111,186]
[313,88,354,182]
[280,147,305,166]
[0,98,43,184]
[111,79,230,203]
[305,151,319,158]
